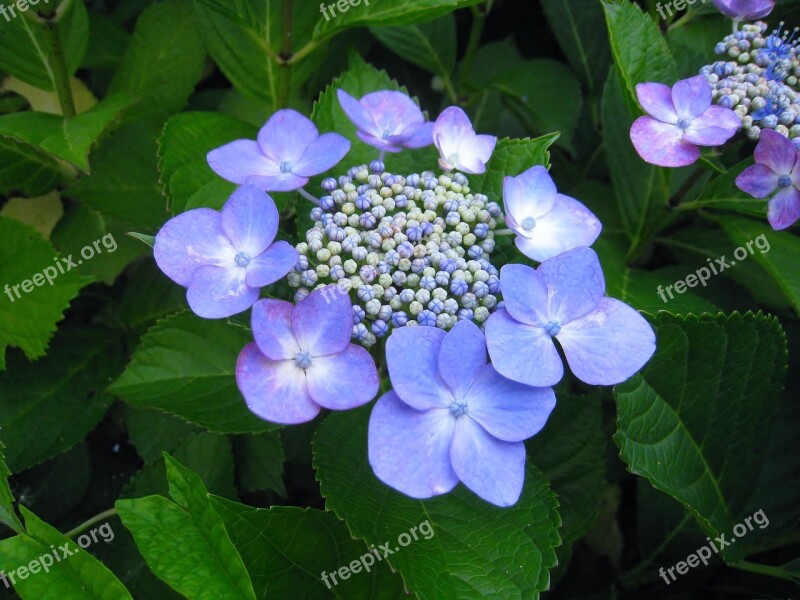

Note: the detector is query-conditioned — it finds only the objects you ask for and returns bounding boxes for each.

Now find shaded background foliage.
[0,0,798,598]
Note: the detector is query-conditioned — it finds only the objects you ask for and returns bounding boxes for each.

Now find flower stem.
[459,5,486,94]
[277,0,292,109]
[65,508,118,538]
[378,150,386,163]
[667,167,706,208]
[732,560,795,581]
[48,18,76,117]
[297,187,320,205]
[493,228,514,236]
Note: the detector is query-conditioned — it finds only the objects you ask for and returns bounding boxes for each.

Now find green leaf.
[312,0,482,44]
[0,0,88,91]
[685,159,767,219]
[718,216,800,316]
[371,14,456,77]
[312,54,438,175]
[108,0,206,122]
[211,498,407,599]
[50,204,149,285]
[492,60,582,151]
[594,234,719,314]
[111,311,278,433]
[123,431,236,501]
[468,134,559,203]
[0,138,61,197]
[314,406,561,599]
[614,312,787,563]
[602,0,676,108]
[601,69,673,257]
[112,262,187,333]
[67,121,168,231]
[117,492,255,599]
[0,441,22,533]
[235,432,286,496]
[0,94,131,173]
[192,0,280,106]
[540,0,611,95]
[527,395,606,545]
[0,326,125,472]
[0,216,85,369]
[158,112,256,213]
[0,506,133,599]
[124,407,202,465]
[162,455,256,599]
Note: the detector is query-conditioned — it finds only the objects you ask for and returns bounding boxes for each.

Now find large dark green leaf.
[108,0,206,122]
[614,312,787,563]
[111,311,277,433]
[314,406,561,599]
[0,441,22,533]
[0,326,124,472]
[371,14,456,77]
[158,112,256,214]
[211,498,407,599]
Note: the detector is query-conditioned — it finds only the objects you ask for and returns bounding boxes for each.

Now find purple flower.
[154,185,298,319]
[485,247,656,387]
[368,320,556,507]
[207,109,350,192]
[713,0,774,21]
[433,107,497,174]
[237,287,379,424]
[504,165,602,262]
[736,129,800,230]
[337,90,434,153]
[630,76,741,167]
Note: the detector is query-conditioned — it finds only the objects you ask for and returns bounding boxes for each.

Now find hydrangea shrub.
[0,0,797,598]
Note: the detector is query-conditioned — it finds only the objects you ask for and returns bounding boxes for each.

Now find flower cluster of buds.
[702,22,800,145]
[287,160,503,347]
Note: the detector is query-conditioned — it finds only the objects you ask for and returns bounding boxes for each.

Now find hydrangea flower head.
[433,107,497,174]
[630,75,741,167]
[154,185,298,319]
[485,247,656,387]
[702,22,800,144]
[237,286,379,424]
[736,128,800,229]
[713,0,774,21]
[207,109,350,192]
[287,162,506,346]
[368,320,556,507]
[337,90,434,153]
[503,165,602,262]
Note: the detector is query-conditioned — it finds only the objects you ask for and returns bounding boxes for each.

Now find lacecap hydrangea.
[151,89,656,507]
[630,0,800,229]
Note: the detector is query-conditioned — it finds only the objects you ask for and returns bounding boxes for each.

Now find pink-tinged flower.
[207,109,350,192]
[485,247,656,387]
[713,0,774,21]
[368,320,555,507]
[337,89,433,153]
[154,185,298,319]
[504,165,602,262]
[433,107,497,174]
[630,76,741,168]
[237,287,379,425]
[736,129,800,230]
